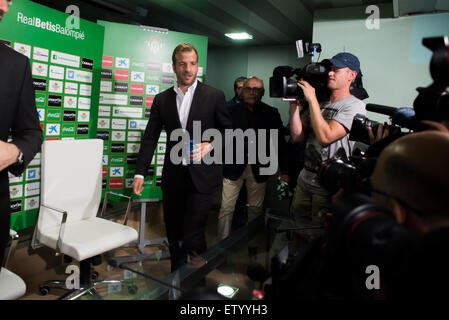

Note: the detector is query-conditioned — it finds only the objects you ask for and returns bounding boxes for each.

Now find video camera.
[269,40,369,102]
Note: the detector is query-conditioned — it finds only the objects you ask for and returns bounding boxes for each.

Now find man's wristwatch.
[16,150,24,165]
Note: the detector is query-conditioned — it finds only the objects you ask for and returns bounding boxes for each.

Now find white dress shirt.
[135,80,198,179]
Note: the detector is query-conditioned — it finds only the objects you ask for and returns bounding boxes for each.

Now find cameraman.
[289,52,366,247]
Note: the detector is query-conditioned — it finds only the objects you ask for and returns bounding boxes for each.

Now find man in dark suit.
[217,77,289,240]
[0,0,43,265]
[133,43,232,271]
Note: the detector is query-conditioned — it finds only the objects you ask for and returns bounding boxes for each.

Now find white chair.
[31,139,138,299]
[0,229,26,300]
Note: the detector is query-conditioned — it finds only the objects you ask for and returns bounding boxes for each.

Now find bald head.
[372,131,449,225]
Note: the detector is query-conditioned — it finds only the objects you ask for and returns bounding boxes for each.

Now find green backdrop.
[97,20,208,201]
[0,0,105,230]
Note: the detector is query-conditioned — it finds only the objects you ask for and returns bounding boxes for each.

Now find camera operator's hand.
[297,79,317,104]
[368,122,400,145]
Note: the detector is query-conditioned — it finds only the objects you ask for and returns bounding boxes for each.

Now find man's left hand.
[0,141,20,172]
[297,79,316,103]
[190,142,213,163]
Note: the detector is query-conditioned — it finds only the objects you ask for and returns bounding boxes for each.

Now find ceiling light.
[225,32,253,40]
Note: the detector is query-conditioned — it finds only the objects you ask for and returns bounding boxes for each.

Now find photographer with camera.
[288,52,366,250]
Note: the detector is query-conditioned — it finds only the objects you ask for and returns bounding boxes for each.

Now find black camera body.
[269,63,330,101]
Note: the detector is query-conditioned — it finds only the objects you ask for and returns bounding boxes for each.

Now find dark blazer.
[0,44,43,259]
[223,101,289,183]
[135,80,232,194]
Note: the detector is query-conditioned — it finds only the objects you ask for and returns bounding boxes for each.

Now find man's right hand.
[132,177,144,196]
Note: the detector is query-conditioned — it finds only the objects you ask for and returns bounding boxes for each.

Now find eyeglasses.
[363,177,425,218]
[243,87,263,93]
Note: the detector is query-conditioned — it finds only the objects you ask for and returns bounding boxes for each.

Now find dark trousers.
[162,166,214,272]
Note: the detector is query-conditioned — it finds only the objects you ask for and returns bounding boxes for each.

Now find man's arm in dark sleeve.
[135,95,163,176]
[212,90,233,158]
[9,56,43,176]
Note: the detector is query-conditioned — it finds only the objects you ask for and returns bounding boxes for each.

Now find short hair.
[234,76,247,88]
[172,43,198,65]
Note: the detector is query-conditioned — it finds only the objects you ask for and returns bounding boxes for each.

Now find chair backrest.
[37,139,103,233]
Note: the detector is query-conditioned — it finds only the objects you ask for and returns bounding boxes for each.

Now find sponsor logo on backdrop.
[102,179,107,189]
[162,63,173,73]
[46,123,60,136]
[112,107,143,118]
[112,131,126,142]
[111,119,127,130]
[128,119,148,130]
[46,109,61,121]
[100,81,112,92]
[126,156,137,165]
[37,109,45,121]
[64,96,77,109]
[82,57,94,70]
[25,182,40,197]
[26,167,40,181]
[110,167,124,177]
[48,95,62,107]
[51,50,80,68]
[97,131,110,141]
[157,155,165,164]
[64,82,78,95]
[162,75,175,85]
[132,61,145,69]
[114,70,129,81]
[145,36,165,54]
[130,83,144,94]
[98,118,110,129]
[99,106,111,117]
[66,68,93,83]
[145,97,154,107]
[110,156,125,165]
[79,84,92,96]
[36,94,46,106]
[100,93,128,105]
[158,144,166,154]
[101,68,113,79]
[29,153,41,167]
[49,65,65,80]
[77,111,90,122]
[17,12,85,40]
[102,56,113,67]
[131,71,145,82]
[33,78,47,91]
[115,57,130,69]
[127,143,141,154]
[102,155,108,165]
[78,97,91,110]
[147,62,161,72]
[128,131,142,142]
[146,74,160,82]
[125,179,133,188]
[111,143,125,153]
[33,47,49,62]
[9,185,23,199]
[145,108,151,118]
[63,110,76,122]
[130,96,143,106]
[102,166,108,178]
[62,124,76,135]
[8,172,23,184]
[109,179,124,189]
[48,80,63,93]
[156,178,162,186]
[25,196,40,211]
[32,62,48,77]
[77,124,89,135]
[114,82,128,93]
[10,200,22,213]
[146,85,159,95]
[14,42,31,58]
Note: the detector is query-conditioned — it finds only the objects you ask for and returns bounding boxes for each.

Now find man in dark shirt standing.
[217,77,289,240]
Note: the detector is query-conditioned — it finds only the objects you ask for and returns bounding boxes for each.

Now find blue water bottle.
[189,139,197,164]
